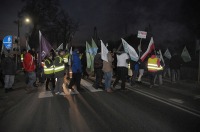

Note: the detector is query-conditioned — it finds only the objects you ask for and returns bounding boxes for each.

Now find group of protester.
[92,47,183,91]
[0,45,183,94]
[21,48,81,94]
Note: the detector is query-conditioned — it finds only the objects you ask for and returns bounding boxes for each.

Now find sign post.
[137,31,147,57]
[3,35,13,50]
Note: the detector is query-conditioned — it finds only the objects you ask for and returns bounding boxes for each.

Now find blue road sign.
[3,35,12,49]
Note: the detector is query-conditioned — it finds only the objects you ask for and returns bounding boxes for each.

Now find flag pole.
[139,38,142,57]
[198,51,200,83]
[117,43,122,52]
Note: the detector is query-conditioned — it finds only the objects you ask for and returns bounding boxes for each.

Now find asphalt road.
[0,81,200,132]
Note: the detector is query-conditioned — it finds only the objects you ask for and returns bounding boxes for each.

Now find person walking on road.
[44,54,55,91]
[102,51,114,93]
[130,60,139,86]
[1,53,17,93]
[54,50,65,95]
[94,50,103,89]
[112,51,129,90]
[81,52,89,79]
[170,52,183,83]
[147,54,163,88]
[137,60,145,84]
[23,50,37,93]
[68,49,82,91]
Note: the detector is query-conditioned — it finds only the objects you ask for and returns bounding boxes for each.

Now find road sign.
[3,35,12,49]
[137,31,147,39]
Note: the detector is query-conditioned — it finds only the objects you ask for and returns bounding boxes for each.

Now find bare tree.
[19,0,78,49]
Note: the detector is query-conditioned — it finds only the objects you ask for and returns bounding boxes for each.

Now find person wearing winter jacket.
[102,52,114,92]
[54,50,65,95]
[23,50,36,92]
[68,49,82,91]
[1,53,16,93]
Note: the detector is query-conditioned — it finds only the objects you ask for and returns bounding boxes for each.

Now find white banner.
[137,31,147,39]
[101,40,108,62]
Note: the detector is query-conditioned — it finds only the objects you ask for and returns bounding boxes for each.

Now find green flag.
[86,41,92,69]
[181,46,191,62]
[91,38,98,55]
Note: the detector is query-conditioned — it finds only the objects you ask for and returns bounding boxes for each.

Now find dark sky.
[0,0,194,46]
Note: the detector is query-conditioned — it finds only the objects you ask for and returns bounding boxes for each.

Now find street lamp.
[15,17,31,68]
[25,18,30,23]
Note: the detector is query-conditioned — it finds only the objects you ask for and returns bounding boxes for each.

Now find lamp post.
[16,17,31,69]
[17,17,31,48]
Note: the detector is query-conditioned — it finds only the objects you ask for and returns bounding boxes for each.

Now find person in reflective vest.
[21,49,27,70]
[44,54,55,91]
[147,54,163,88]
[63,52,69,64]
[63,51,70,78]
[54,50,65,95]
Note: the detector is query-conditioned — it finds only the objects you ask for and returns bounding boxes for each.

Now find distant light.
[25,18,30,23]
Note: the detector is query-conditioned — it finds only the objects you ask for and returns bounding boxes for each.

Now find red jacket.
[23,52,36,72]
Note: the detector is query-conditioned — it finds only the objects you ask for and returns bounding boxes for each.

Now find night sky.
[0,0,197,47]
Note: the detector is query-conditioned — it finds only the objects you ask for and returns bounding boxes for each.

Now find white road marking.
[81,79,103,92]
[38,91,53,98]
[169,98,184,104]
[127,87,200,118]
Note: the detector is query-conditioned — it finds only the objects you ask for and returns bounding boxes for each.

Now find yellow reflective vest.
[63,53,69,63]
[147,57,163,72]
[21,54,24,62]
[44,59,54,75]
[54,56,65,74]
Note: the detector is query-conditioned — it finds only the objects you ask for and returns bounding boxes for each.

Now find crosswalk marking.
[63,84,79,95]
[81,79,103,92]
[38,91,53,98]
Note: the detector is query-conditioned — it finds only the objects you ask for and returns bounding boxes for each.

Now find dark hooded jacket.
[72,51,82,73]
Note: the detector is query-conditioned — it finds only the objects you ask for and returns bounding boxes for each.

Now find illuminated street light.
[25,18,30,23]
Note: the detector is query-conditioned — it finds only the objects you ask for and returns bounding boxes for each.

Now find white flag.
[66,43,68,50]
[164,48,171,59]
[56,43,63,51]
[70,47,72,55]
[181,46,191,62]
[121,38,139,61]
[101,40,108,62]
[159,49,165,66]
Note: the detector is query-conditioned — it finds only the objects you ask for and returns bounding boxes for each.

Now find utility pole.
[198,50,200,83]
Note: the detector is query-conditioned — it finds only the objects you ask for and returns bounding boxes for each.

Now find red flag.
[140,37,155,62]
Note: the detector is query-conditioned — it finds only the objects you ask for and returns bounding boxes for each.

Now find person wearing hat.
[1,53,17,93]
